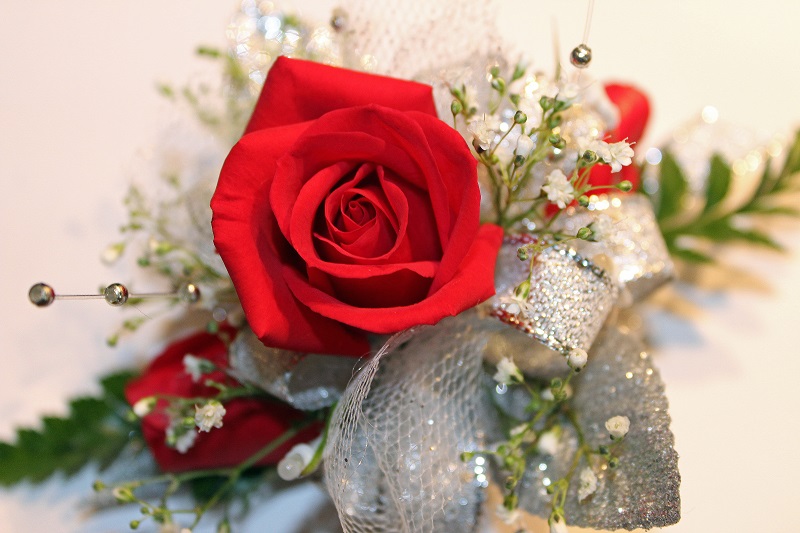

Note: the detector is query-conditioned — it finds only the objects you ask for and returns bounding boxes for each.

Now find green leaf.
[703,154,732,214]
[656,151,688,221]
[0,370,140,486]
[694,219,784,251]
[669,247,715,264]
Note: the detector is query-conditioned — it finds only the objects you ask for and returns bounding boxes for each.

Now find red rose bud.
[124,329,319,473]
[212,57,503,356]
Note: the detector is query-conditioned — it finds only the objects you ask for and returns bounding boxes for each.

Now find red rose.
[211,57,503,356]
[124,329,319,473]
[587,83,651,190]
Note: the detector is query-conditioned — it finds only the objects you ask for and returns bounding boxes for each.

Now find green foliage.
[646,130,800,264]
[0,370,141,486]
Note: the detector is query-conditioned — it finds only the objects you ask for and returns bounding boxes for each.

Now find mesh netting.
[324,313,496,532]
[340,0,499,79]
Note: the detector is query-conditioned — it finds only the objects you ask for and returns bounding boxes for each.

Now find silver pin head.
[178,282,201,304]
[29,283,55,307]
[570,43,592,68]
[104,283,129,306]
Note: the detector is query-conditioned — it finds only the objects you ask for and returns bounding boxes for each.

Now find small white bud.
[537,430,560,456]
[515,135,535,158]
[605,415,631,440]
[493,357,523,385]
[277,443,315,481]
[567,348,588,371]
[549,516,568,533]
[132,397,156,418]
[496,504,520,525]
[577,467,598,501]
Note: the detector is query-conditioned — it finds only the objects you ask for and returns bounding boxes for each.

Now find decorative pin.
[570,0,595,69]
[28,282,201,307]
[570,43,592,68]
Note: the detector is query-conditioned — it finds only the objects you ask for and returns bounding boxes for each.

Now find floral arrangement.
[7,2,800,533]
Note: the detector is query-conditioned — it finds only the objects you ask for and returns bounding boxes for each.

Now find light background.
[1,1,799,532]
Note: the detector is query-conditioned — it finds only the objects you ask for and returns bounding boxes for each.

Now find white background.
[1,1,800,532]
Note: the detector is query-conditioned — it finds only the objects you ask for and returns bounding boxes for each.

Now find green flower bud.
[513,110,527,124]
[578,195,590,207]
[577,227,594,240]
[460,451,475,462]
[517,246,530,261]
[582,149,599,165]
[490,65,501,78]
[129,520,140,530]
[513,155,526,167]
[539,96,554,110]
[514,280,531,299]
[92,480,106,492]
[450,99,463,116]
[491,77,506,93]
[609,456,620,469]
[618,180,633,192]
[550,377,563,389]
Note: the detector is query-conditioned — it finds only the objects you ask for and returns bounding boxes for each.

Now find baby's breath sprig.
[471,356,631,528]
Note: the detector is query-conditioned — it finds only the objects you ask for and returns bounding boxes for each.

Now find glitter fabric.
[493,243,619,359]
[228,327,355,411]
[555,194,674,301]
[512,325,681,530]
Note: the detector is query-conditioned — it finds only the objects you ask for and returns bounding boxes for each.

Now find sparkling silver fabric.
[555,194,674,301]
[325,314,494,533]
[510,325,681,530]
[492,243,619,358]
[228,327,356,411]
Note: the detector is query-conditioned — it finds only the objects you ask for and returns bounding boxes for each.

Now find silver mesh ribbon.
[554,194,674,301]
[490,241,619,374]
[228,327,356,411]
[324,313,496,533]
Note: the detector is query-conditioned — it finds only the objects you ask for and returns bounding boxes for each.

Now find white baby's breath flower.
[550,515,568,533]
[467,115,498,150]
[493,357,523,385]
[589,214,615,242]
[567,347,588,371]
[194,400,226,433]
[605,415,631,440]
[537,430,560,455]
[515,134,535,158]
[496,504,520,525]
[132,397,156,418]
[542,169,575,209]
[605,140,635,173]
[577,467,598,501]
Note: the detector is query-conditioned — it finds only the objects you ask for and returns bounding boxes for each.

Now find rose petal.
[212,127,370,355]
[246,57,438,134]
[284,224,503,333]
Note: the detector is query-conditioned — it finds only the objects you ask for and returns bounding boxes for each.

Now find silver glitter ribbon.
[490,240,619,374]
[228,326,356,411]
[554,193,674,301]
[493,324,681,530]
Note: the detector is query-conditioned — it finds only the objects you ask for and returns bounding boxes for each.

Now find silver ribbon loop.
[491,240,620,374]
[555,193,674,301]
